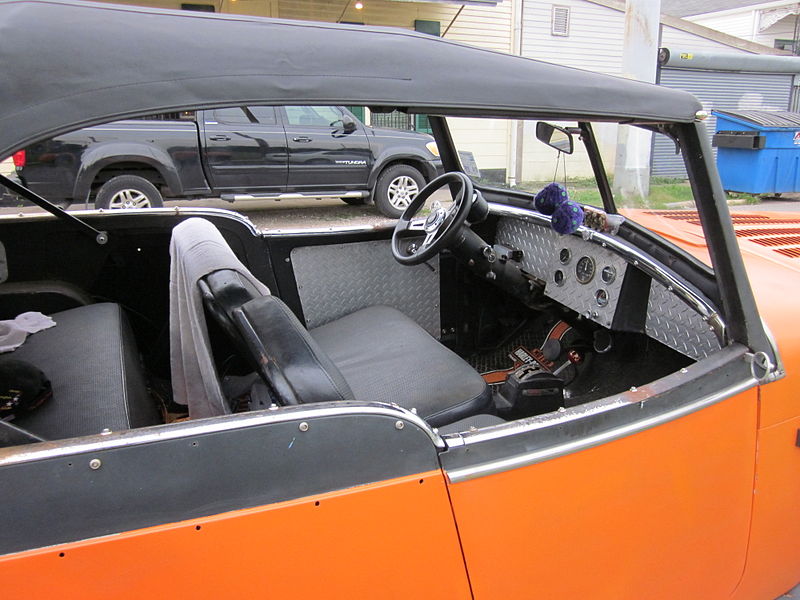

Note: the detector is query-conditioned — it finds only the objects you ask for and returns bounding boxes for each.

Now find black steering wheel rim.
[391,171,474,266]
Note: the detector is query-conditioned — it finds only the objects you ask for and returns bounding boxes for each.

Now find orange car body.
[0,2,798,599]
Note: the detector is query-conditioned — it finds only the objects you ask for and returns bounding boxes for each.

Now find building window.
[551,5,570,37]
[775,38,795,52]
[181,3,215,12]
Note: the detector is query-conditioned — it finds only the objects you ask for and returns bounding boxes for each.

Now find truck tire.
[374,164,425,218]
[95,175,164,210]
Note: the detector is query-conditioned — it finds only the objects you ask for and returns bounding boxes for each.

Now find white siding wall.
[690,11,756,40]
[522,0,625,75]
[661,25,755,53]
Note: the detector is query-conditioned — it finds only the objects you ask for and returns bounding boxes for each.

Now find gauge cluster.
[545,237,628,328]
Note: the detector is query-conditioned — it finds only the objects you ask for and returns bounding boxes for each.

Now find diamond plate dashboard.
[495,216,720,359]
[496,219,626,329]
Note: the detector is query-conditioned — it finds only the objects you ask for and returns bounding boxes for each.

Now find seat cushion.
[310,306,491,427]
[6,303,160,440]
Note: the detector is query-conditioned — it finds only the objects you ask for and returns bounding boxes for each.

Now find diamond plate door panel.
[291,240,441,337]
[646,281,721,360]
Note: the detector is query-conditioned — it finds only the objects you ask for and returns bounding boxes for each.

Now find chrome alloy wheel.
[387,175,420,210]
[108,188,152,209]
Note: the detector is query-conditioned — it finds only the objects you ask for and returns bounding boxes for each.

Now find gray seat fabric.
[310,306,492,427]
[6,303,159,440]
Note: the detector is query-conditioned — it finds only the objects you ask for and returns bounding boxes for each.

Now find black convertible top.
[0,0,702,156]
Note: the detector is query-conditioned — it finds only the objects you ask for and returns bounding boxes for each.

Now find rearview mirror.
[536,122,574,154]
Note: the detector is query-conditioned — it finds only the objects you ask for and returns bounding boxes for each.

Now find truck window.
[284,106,342,128]
[210,107,252,125]
[248,106,278,125]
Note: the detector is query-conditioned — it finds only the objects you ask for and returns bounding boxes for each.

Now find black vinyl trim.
[0,410,440,555]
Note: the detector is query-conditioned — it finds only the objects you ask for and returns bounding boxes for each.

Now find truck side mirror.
[340,115,357,133]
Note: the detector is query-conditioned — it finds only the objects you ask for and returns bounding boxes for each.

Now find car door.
[201,106,288,192]
[281,106,372,192]
[0,391,471,598]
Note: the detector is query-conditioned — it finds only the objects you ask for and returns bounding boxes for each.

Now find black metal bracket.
[0,173,107,245]
[795,429,800,448]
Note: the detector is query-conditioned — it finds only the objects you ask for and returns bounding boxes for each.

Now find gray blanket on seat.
[169,218,270,418]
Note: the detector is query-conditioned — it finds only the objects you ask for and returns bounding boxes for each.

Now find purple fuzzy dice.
[534,182,583,235]
[551,200,584,235]
[534,182,568,215]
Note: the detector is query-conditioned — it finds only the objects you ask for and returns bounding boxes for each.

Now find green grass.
[511,178,699,210]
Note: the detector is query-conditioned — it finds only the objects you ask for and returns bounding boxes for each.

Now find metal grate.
[370,110,414,131]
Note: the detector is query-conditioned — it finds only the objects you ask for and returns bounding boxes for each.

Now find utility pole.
[613,0,661,202]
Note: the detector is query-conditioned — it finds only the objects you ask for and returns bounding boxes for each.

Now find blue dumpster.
[712,110,800,194]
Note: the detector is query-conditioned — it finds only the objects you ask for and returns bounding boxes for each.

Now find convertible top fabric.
[0,0,702,156]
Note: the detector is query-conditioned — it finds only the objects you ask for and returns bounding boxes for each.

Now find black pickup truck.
[14,105,442,218]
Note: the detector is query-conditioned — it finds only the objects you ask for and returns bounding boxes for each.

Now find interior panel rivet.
[395,420,405,430]
[100,428,111,435]
[630,386,638,392]
[680,368,688,374]
[298,422,309,432]
[89,458,102,470]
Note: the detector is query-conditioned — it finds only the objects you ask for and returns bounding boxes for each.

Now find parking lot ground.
[780,582,800,598]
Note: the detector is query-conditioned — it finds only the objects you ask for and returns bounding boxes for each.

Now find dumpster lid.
[713,110,800,128]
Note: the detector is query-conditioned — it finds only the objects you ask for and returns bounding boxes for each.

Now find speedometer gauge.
[575,256,595,284]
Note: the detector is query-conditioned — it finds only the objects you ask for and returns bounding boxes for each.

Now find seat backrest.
[233,295,355,405]
[169,217,270,418]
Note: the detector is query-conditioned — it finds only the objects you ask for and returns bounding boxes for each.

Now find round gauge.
[595,289,609,307]
[575,256,595,284]
[559,248,571,265]
[601,265,616,284]
[554,269,565,286]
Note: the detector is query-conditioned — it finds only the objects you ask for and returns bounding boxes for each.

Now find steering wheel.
[392,171,474,266]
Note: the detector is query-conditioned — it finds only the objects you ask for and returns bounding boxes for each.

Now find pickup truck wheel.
[374,164,425,218]
[95,175,164,210]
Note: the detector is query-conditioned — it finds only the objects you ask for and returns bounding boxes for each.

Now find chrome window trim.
[487,203,727,347]
[445,375,758,483]
[0,401,445,467]
[0,206,262,235]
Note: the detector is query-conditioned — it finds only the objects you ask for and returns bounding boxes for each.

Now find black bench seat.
[3,303,160,441]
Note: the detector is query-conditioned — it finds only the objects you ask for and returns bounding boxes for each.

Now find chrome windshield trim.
[488,203,726,346]
[0,401,444,467]
[445,376,758,483]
